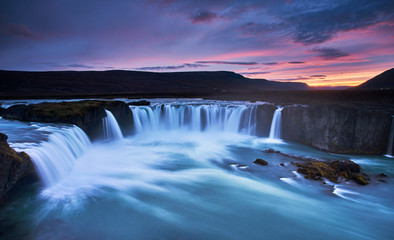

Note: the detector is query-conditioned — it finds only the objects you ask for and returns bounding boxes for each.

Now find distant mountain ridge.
[0,70,309,98]
[353,68,394,90]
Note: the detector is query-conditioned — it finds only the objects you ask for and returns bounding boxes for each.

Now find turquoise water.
[0,100,393,240]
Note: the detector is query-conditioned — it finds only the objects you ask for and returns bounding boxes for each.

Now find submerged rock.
[0,133,34,204]
[263,148,280,153]
[128,100,150,106]
[253,158,268,166]
[294,160,368,185]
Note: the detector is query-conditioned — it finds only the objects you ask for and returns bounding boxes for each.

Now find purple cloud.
[2,23,43,40]
[312,47,349,60]
[135,63,208,71]
[190,10,217,24]
[196,61,258,65]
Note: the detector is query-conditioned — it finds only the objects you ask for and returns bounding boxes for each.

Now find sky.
[0,0,393,87]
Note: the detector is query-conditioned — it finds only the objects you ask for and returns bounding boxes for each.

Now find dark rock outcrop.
[3,100,133,140]
[0,107,4,116]
[0,133,34,204]
[282,105,393,154]
[294,160,368,185]
[255,104,277,137]
[128,100,150,106]
[253,158,268,165]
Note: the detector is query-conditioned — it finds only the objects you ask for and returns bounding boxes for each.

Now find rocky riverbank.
[0,133,34,204]
[2,100,134,140]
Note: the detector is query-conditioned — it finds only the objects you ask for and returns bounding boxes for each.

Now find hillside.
[0,70,309,98]
[354,68,394,90]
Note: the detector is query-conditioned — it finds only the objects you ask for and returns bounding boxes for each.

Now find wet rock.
[353,174,368,185]
[0,107,4,116]
[0,133,34,204]
[295,159,368,185]
[379,173,388,177]
[254,158,268,166]
[263,149,280,153]
[280,163,285,166]
[128,100,150,106]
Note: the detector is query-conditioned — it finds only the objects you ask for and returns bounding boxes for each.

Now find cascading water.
[25,126,91,187]
[386,115,394,158]
[102,109,123,140]
[269,107,284,140]
[129,104,258,135]
[1,99,394,240]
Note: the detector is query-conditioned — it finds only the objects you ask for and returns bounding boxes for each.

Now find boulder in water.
[294,160,368,185]
[254,158,268,166]
[263,148,280,153]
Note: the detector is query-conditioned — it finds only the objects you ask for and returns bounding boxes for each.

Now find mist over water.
[0,100,393,240]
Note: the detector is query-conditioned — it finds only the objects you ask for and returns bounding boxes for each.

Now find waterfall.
[129,104,258,135]
[269,107,284,140]
[26,126,91,187]
[102,109,123,141]
[386,116,394,158]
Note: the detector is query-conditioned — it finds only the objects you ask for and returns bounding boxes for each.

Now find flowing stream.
[0,99,393,240]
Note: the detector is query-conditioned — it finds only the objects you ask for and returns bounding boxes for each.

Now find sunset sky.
[0,0,393,87]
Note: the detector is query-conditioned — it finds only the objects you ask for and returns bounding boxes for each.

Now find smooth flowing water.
[386,116,394,158]
[0,99,393,240]
[102,109,124,141]
[269,106,283,140]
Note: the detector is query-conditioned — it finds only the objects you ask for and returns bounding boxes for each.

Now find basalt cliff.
[0,133,34,204]
[281,104,393,154]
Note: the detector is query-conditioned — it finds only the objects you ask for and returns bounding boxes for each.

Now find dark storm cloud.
[135,63,208,71]
[196,61,258,65]
[235,0,394,45]
[190,10,217,24]
[289,0,394,45]
[262,62,278,65]
[288,61,305,64]
[312,47,350,60]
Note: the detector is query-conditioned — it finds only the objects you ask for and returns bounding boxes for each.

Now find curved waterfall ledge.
[129,104,262,135]
[1,99,392,154]
[25,126,91,187]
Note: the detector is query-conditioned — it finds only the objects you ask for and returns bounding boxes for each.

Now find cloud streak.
[312,47,350,60]
[196,61,258,65]
[135,63,208,71]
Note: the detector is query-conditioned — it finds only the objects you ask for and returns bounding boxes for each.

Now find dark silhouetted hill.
[353,68,394,90]
[0,70,309,98]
